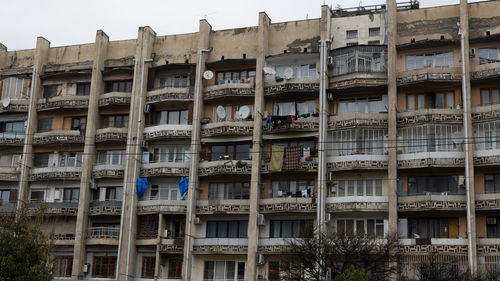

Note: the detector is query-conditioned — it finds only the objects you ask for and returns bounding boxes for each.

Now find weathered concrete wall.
[208,26,259,61]
[106,39,137,60]
[330,12,386,49]
[0,49,35,70]
[470,1,500,39]
[268,19,321,56]
[47,44,94,65]
[153,33,198,65]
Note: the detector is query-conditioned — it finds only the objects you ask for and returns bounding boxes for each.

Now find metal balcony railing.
[331,46,387,76]
[87,227,120,239]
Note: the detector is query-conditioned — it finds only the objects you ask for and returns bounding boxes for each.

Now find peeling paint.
[397,17,460,39]
[286,36,320,53]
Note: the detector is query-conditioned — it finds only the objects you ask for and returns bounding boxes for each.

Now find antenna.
[263,67,276,75]
[216,105,227,121]
[238,106,250,120]
[283,67,294,79]
[2,97,10,108]
[203,70,214,80]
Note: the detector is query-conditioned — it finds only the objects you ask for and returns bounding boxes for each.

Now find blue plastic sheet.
[137,177,149,199]
[179,177,189,200]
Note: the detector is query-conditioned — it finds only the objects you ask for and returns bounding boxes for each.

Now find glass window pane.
[482,90,491,106]
[168,111,179,125]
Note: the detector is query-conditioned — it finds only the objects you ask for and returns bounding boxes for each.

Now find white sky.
[0,0,489,50]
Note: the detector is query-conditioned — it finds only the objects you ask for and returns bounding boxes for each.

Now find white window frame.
[335,179,383,197]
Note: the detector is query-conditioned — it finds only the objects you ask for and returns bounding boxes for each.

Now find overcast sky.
[0,0,489,50]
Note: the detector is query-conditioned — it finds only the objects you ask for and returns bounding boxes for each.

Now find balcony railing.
[141,188,181,201]
[330,46,387,76]
[87,227,120,239]
[0,132,25,145]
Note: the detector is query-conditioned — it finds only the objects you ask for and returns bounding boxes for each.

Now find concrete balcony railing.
[27,202,79,216]
[30,166,81,181]
[86,227,120,241]
[203,83,254,101]
[472,104,500,121]
[396,67,461,87]
[327,154,388,171]
[159,238,185,254]
[140,161,189,177]
[397,108,463,125]
[88,200,122,216]
[474,149,500,166]
[326,196,389,212]
[263,116,319,134]
[397,193,466,211]
[33,130,84,145]
[471,61,500,81]
[0,99,29,113]
[95,127,128,143]
[200,121,253,137]
[0,132,25,146]
[328,114,388,130]
[264,78,319,97]
[397,151,465,169]
[475,193,500,210]
[477,238,500,254]
[51,233,76,246]
[137,199,186,215]
[259,197,316,213]
[143,124,192,140]
[146,87,193,103]
[193,238,248,255]
[0,167,20,181]
[36,95,89,111]
[198,159,252,176]
[261,158,318,174]
[92,164,125,179]
[258,238,294,254]
[398,238,468,254]
[196,199,250,215]
[329,72,387,90]
[98,92,131,107]
[0,202,17,213]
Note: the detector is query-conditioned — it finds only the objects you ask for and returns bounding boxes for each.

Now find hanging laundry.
[303,147,311,158]
[270,145,284,172]
[285,145,303,170]
[179,177,189,200]
[136,178,149,199]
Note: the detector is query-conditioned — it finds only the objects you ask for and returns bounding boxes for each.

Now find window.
[346,42,358,46]
[481,88,500,106]
[369,27,380,37]
[474,121,500,151]
[155,71,190,89]
[210,143,251,161]
[337,96,388,114]
[102,115,129,128]
[329,128,387,156]
[487,217,500,238]
[203,261,245,281]
[153,110,188,125]
[216,70,256,85]
[485,174,500,194]
[30,190,44,202]
[478,48,500,64]
[0,121,25,134]
[142,145,190,164]
[271,180,314,198]
[1,77,26,99]
[346,30,358,39]
[0,154,21,168]
[91,223,120,237]
[168,259,182,279]
[141,256,155,278]
[60,152,83,167]
[407,176,459,195]
[76,83,91,96]
[332,46,387,75]
[38,118,53,132]
[266,64,318,82]
[105,187,123,201]
[270,220,313,238]
[53,256,73,277]
[34,153,50,168]
[63,188,79,202]
[269,261,303,281]
[399,124,463,154]
[407,92,454,110]
[213,105,253,122]
[368,40,380,45]
[0,189,10,204]
[209,182,250,200]
[105,80,132,93]
[43,85,60,99]
[147,183,178,200]
[336,179,383,197]
[405,52,454,70]
[97,150,126,165]
[71,117,87,133]
[408,218,457,238]
[92,256,117,278]
[336,219,385,238]
[206,220,248,238]
[273,100,315,117]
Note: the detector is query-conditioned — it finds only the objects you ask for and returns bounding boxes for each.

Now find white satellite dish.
[283,67,294,79]
[216,105,226,120]
[238,106,250,120]
[2,97,10,108]
[263,67,276,75]
[203,70,214,80]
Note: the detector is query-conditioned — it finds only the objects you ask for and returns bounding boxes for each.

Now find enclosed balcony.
[473,120,500,166]
[147,65,194,103]
[30,152,82,181]
[92,150,126,179]
[0,77,30,113]
[33,130,84,145]
[37,83,90,111]
[471,48,500,81]
[0,120,25,145]
[0,154,21,181]
[86,226,120,245]
[201,104,254,137]
[137,181,186,214]
[199,142,252,176]
[95,127,128,143]
[203,60,256,101]
[140,145,190,177]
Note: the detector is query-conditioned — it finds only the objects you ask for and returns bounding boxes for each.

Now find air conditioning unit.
[257,214,265,226]
[144,104,151,113]
[458,176,465,188]
[194,217,201,225]
[325,213,331,222]
[256,253,265,266]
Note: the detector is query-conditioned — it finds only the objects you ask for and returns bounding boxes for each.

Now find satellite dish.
[2,97,10,108]
[203,70,214,80]
[263,67,276,75]
[238,106,250,120]
[216,105,226,120]
[283,67,294,79]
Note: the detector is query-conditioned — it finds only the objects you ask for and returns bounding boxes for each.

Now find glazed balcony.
[159,238,184,254]
[146,86,193,103]
[140,161,189,178]
[98,92,131,107]
[201,121,253,137]
[327,154,388,171]
[88,200,122,216]
[27,202,78,216]
[263,116,319,134]
[36,95,89,111]
[137,198,186,215]
[196,199,250,215]
[326,196,389,212]
[471,61,500,81]
[143,124,192,140]
[473,120,500,166]
[397,67,461,87]
[261,158,318,174]
[475,193,500,210]
[397,193,466,212]
[92,163,125,179]
[86,227,120,245]
[95,127,128,143]
[329,114,388,130]
[0,99,29,113]
[264,79,319,98]
[193,238,248,255]
[30,166,81,181]
[33,130,84,145]
[198,159,252,177]
[397,108,463,126]
[0,132,25,146]
[259,197,316,213]
[203,83,254,101]
[397,151,464,168]
[0,166,20,181]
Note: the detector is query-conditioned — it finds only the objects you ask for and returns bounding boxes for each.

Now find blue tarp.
[179,177,189,200]
[137,177,149,199]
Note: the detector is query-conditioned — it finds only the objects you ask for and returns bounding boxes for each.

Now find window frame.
[76,83,91,96]
[92,256,117,278]
[141,256,156,278]
[53,256,73,277]
[216,69,256,85]
[208,182,250,200]
[105,80,133,93]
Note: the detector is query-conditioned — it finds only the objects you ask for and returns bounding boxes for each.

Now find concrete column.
[154,213,164,281]
[181,19,211,281]
[17,37,49,210]
[71,30,109,279]
[246,12,270,281]
[117,26,156,281]
[459,0,477,273]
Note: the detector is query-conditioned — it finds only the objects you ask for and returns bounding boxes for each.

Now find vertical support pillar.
[72,30,109,279]
[182,19,212,281]
[154,213,164,281]
[17,37,49,210]
[117,26,156,281]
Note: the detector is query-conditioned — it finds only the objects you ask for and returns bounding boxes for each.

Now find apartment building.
[1,0,500,280]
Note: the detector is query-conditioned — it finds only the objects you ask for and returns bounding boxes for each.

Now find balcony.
[86,227,120,245]
[203,83,254,101]
[327,155,388,171]
[192,238,248,255]
[261,159,318,174]
[93,164,125,179]
[95,127,128,143]
[326,196,389,212]
[33,130,84,145]
[397,67,461,87]
[27,202,78,216]
[0,202,17,213]
[201,121,253,137]
[263,116,319,134]
[0,167,20,181]
[196,199,250,215]
[146,87,193,103]
[0,132,25,146]
[0,99,29,113]
[140,161,189,178]
[143,124,192,141]
[397,108,463,126]
[399,238,468,256]
[258,238,293,254]
[471,61,500,81]
[159,238,184,254]
[98,92,131,107]
[259,197,316,213]
[475,193,500,210]
[397,193,466,211]
[397,152,464,169]
[472,104,500,122]
[36,95,89,111]
[329,114,388,130]
[477,238,500,255]
[198,160,252,177]
[137,199,186,215]
[89,200,122,216]
[51,233,76,246]
[264,79,319,97]
[30,166,81,181]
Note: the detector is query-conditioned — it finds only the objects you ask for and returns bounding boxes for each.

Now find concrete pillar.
[154,213,164,281]
[246,12,270,281]
[181,19,211,281]
[71,30,109,279]
[459,0,477,273]
[17,37,49,210]
[117,26,156,281]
